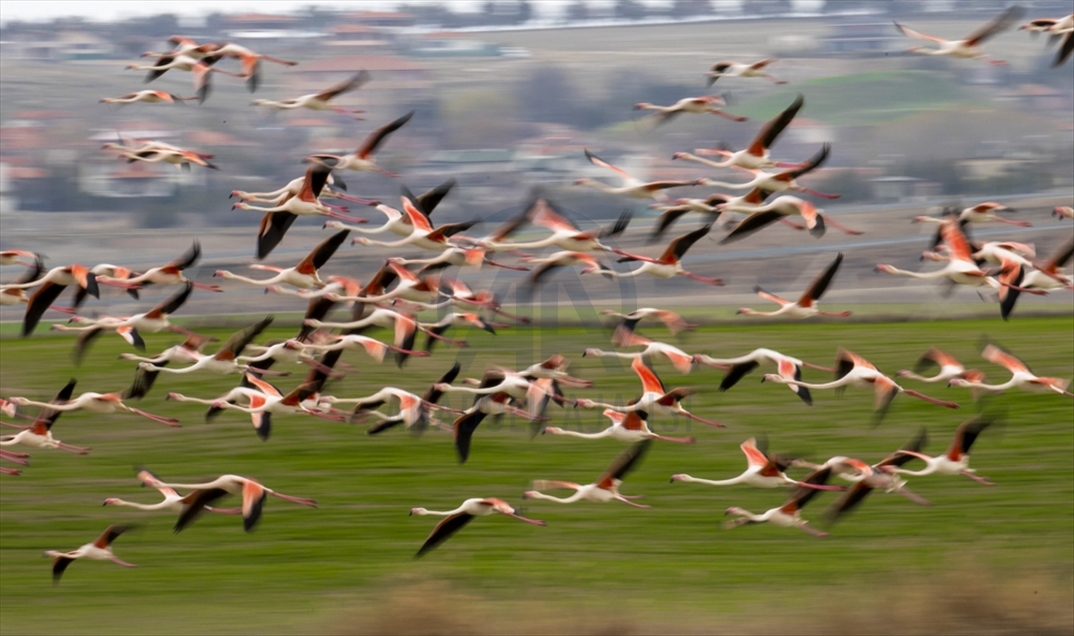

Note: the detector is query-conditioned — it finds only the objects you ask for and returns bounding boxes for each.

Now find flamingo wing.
[145,282,193,319]
[798,252,843,306]
[631,356,665,395]
[981,343,1031,374]
[597,439,652,488]
[530,198,580,233]
[584,149,633,182]
[315,70,370,102]
[175,489,230,532]
[778,143,830,181]
[357,110,414,159]
[720,210,784,244]
[257,211,298,260]
[168,240,201,270]
[137,468,180,498]
[964,5,1024,46]
[414,178,457,219]
[215,316,274,361]
[661,224,712,263]
[93,524,129,549]
[893,22,947,43]
[749,93,804,156]
[416,512,475,557]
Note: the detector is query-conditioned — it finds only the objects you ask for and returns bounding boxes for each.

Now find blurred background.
[1,0,1073,322]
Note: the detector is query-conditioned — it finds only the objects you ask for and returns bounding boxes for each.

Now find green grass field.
[1,317,1072,635]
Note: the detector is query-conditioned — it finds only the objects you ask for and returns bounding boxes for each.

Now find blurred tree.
[566,0,589,21]
[516,66,580,125]
[615,0,647,20]
[440,90,519,148]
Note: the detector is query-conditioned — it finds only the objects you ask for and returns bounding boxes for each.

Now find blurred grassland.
[0,317,1071,635]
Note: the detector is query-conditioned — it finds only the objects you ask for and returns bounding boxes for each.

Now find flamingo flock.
[0,7,1071,586]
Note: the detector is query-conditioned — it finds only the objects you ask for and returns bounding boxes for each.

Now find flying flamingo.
[608,224,724,285]
[305,110,415,176]
[302,332,428,366]
[737,253,851,318]
[252,70,370,116]
[913,201,1029,227]
[649,191,777,241]
[519,250,614,290]
[693,348,836,405]
[51,283,196,363]
[891,417,995,486]
[949,343,1073,397]
[543,408,695,444]
[322,364,463,435]
[140,473,318,533]
[8,379,180,428]
[601,308,696,336]
[118,333,215,369]
[723,466,833,538]
[583,325,698,374]
[306,305,463,364]
[12,264,100,337]
[717,194,862,244]
[323,179,456,236]
[104,468,242,514]
[523,440,653,507]
[1,380,89,454]
[761,348,960,423]
[1054,206,1073,220]
[352,189,476,251]
[126,316,281,399]
[410,498,546,558]
[705,58,786,85]
[125,54,235,103]
[205,42,299,92]
[633,95,747,125]
[576,150,701,202]
[0,255,44,307]
[875,218,1004,293]
[232,166,367,259]
[46,525,136,584]
[896,347,987,392]
[695,143,840,199]
[823,436,934,524]
[120,145,220,169]
[673,437,843,490]
[231,171,379,208]
[894,5,1025,65]
[996,236,1073,318]
[479,197,632,254]
[100,90,198,105]
[99,241,222,293]
[215,230,349,290]
[0,250,40,267]
[575,357,724,428]
[674,94,804,170]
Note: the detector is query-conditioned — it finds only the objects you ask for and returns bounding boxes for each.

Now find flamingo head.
[633,103,652,110]
[759,373,783,384]
[875,264,895,274]
[521,491,538,500]
[408,507,427,516]
[948,378,969,388]
[582,348,599,357]
[102,498,120,506]
[670,474,687,483]
[724,506,745,516]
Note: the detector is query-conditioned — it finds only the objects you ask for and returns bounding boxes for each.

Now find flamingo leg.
[616,496,652,509]
[712,110,748,122]
[331,192,381,206]
[109,556,137,568]
[682,271,724,286]
[677,409,725,428]
[797,523,828,538]
[57,443,91,455]
[795,481,845,491]
[961,470,994,486]
[322,210,368,224]
[126,407,181,427]
[503,513,546,526]
[190,282,224,292]
[269,492,318,507]
[795,187,841,200]
[648,434,696,444]
[484,258,530,272]
[902,389,959,409]
[821,216,863,235]
[779,218,806,230]
[897,486,932,506]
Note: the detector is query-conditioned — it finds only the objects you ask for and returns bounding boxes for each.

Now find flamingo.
[1042,13,1074,67]
[913,201,1029,227]
[896,348,987,389]
[650,190,783,241]
[1,250,40,267]
[718,194,861,244]
[121,146,219,170]
[104,468,241,514]
[323,363,463,435]
[215,230,349,290]
[100,90,198,105]
[204,42,298,92]
[308,305,456,366]
[140,473,317,533]
[326,260,443,307]
[601,308,696,336]
[410,498,545,557]
[761,347,960,423]
[99,241,221,293]
[696,143,840,199]
[232,166,366,260]
[0,255,44,307]
[51,283,196,363]
[576,150,701,202]
[11,264,99,337]
[302,332,427,366]
[891,417,995,486]
[479,197,631,254]
[323,178,456,236]
[126,316,280,399]
[583,325,698,374]
[894,5,1025,65]
[231,171,379,208]
[824,436,934,524]
[737,253,851,318]
[875,218,1002,292]
[674,437,843,490]
[705,58,786,85]
[352,189,476,251]
[693,348,835,405]
[996,236,1073,318]
[448,392,553,464]
[118,333,216,368]
[575,357,724,428]
[305,110,414,176]
[544,408,694,444]
[125,54,234,103]
[1,380,89,454]
[515,355,593,389]
[675,94,804,170]
[418,313,499,352]
[634,95,746,125]
[46,525,136,584]
[1054,206,1073,220]
[8,379,180,428]
[723,467,832,538]
[608,224,724,285]
[949,343,1073,397]
[523,440,653,507]
[252,70,370,116]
